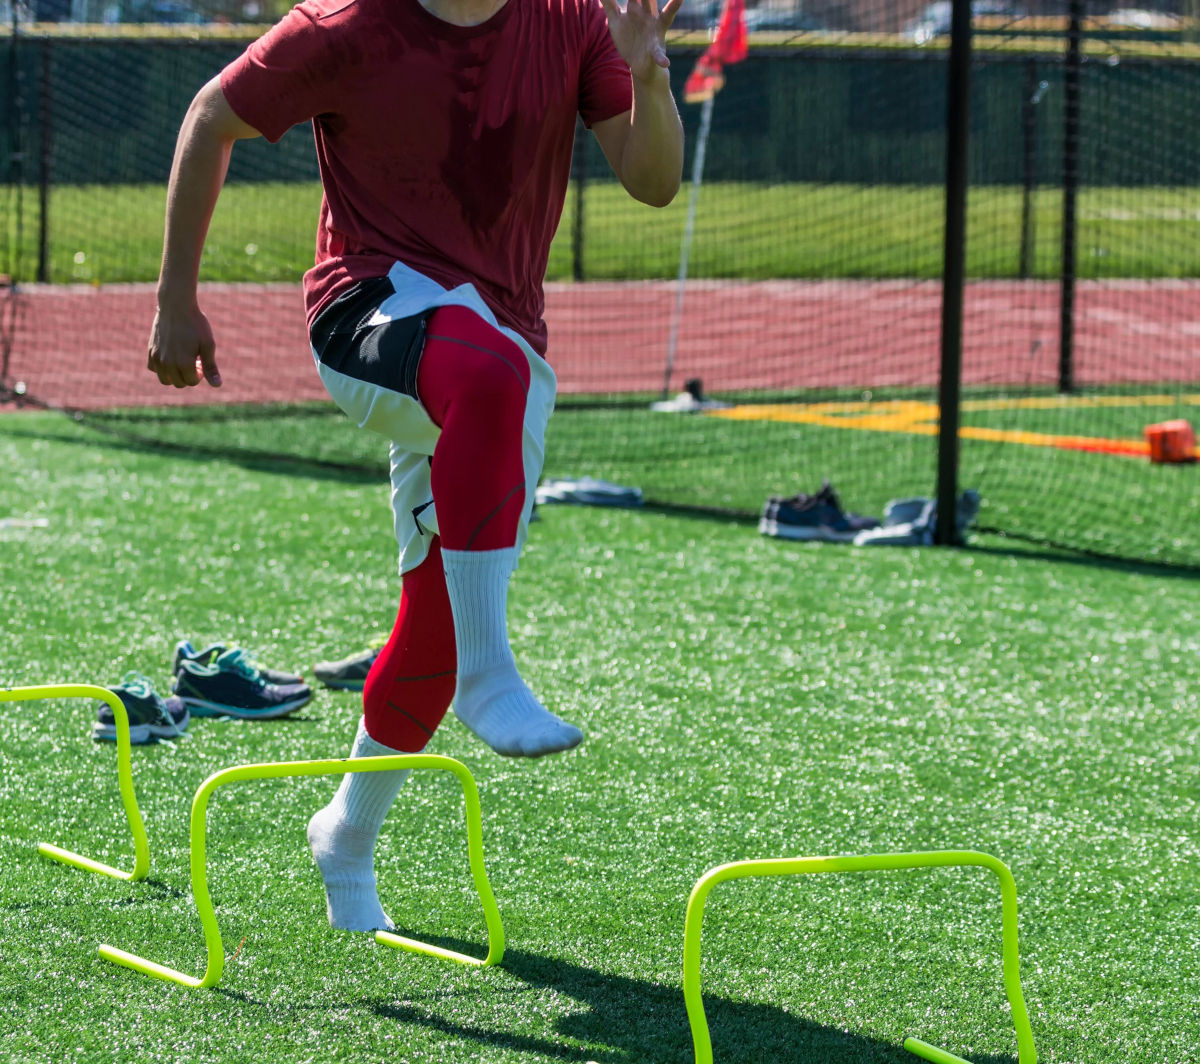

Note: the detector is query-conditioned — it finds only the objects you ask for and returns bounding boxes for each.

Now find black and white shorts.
[311,261,557,574]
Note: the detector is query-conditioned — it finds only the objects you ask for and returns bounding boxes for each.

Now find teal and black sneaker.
[91,673,190,744]
[311,642,385,692]
[173,647,313,719]
[172,639,304,686]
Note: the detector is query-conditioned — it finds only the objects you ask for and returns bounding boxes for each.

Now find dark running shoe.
[311,644,383,692]
[92,673,189,744]
[758,480,880,543]
[173,647,313,719]
[172,639,304,685]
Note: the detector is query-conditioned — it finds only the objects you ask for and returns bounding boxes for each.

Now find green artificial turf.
[1,410,1198,1063]
[10,180,1200,284]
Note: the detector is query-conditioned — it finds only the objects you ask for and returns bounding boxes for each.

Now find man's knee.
[423,307,531,413]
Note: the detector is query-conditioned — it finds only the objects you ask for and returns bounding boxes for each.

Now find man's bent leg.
[364,538,457,750]
[419,305,582,758]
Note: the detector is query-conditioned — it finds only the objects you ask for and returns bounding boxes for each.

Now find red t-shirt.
[220,0,633,355]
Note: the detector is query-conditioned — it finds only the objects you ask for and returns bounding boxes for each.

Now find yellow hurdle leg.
[1,684,150,881]
[904,1036,973,1064]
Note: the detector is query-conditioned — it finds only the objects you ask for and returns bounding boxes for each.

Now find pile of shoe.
[311,639,387,692]
[758,480,880,543]
[649,377,733,413]
[171,641,312,719]
[91,673,190,745]
[91,640,312,745]
[758,481,981,547]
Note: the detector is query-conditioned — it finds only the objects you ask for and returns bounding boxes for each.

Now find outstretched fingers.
[601,0,668,25]
[601,0,679,75]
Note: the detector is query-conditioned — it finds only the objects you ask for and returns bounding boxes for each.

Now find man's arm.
[148,76,262,388]
[593,0,685,208]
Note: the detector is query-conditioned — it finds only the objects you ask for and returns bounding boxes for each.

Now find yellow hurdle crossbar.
[682,850,1037,1064]
[0,684,150,881]
[99,753,504,988]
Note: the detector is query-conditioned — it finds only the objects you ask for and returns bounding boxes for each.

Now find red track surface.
[2,278,1197,410]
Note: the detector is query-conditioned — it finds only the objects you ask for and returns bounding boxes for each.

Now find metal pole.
[1018,60,1044,280]
[37,38,50,284]
[935,0,973,547]
[571,118,585,284]
[1059,0,1083,394]
[661,92,714,402]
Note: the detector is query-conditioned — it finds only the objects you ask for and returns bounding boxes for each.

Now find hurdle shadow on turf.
[361,943,1018,1064]
[110,877,189,902]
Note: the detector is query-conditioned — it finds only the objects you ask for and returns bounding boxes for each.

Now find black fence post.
[1059,0,1083,394]
[935,0,972,547]
[4,2,25,286]
[38,39,51,284]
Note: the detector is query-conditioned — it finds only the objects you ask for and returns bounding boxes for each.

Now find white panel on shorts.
[312,260,557,575]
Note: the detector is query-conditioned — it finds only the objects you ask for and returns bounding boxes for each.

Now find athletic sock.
[442,545,583,757]
[307,720,411,931]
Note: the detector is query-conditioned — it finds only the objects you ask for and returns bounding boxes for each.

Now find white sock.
[442,546,583,758]
[306,719,411,932]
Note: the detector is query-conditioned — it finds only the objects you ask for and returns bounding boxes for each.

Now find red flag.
[684,0,748,103]
[710,0,749,64]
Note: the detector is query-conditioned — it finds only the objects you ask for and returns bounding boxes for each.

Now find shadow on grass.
[136,877,189,900]
[359,940,1021,1064]
[10,404,1194,578]
[0,409,388,486]
[204,713,324,726]
[546,503,1200,577]
[92,877,188,904]
[969,534,1200,580]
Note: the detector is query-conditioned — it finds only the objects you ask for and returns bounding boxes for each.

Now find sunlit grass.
[10,181,1200,284]
[0,409,1198,1062]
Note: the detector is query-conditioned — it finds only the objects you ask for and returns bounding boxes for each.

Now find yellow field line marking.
[962,393,1200,412]
[709,394,1200,457]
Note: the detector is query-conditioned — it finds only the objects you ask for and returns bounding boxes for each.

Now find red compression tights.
[417,304,531,552]
[362,305,532,749]
[362,538,457,751]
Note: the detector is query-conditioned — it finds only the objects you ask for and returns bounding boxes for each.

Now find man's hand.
[599,0,684,82]
[147,303,221,388]
[146,76,260,389]
[592,0,685,207]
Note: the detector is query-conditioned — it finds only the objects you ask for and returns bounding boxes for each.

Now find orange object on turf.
[1144,419,1196,463]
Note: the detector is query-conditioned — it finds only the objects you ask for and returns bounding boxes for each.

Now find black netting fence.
[2,7,1198,567]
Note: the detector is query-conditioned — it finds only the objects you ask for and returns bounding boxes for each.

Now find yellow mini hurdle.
[0,684,150,881]
[683,850,1037,1064]
[99,753,504,988]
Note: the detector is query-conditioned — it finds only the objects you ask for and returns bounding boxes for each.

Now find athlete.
[146,0,683,931]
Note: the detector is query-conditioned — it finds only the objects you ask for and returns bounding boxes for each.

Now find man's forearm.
[157,82,240,304]
[620,67,684,208]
